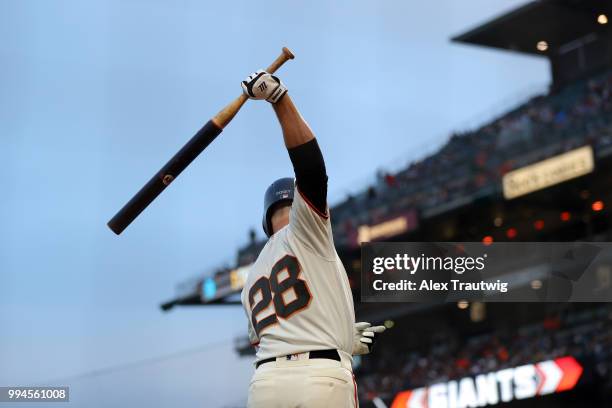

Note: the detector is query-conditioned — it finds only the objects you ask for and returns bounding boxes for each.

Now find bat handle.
[266,47,295,74]
[212,47,295,129]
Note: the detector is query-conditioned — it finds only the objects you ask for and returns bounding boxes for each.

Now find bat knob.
[162,174,175,186]
[282,47,295,60]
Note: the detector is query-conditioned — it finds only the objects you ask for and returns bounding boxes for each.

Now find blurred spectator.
[357,305,612,403]
[331,69,612,230]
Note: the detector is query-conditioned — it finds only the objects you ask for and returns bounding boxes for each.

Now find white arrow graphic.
[536,360,562,395]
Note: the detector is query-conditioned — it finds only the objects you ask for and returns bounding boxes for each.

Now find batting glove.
[241,70,288,103]
[352,322,386,356]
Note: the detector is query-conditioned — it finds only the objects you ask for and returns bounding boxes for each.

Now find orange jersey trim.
[297,186,329,219]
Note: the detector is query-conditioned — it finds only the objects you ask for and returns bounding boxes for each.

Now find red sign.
[391,356,582,408]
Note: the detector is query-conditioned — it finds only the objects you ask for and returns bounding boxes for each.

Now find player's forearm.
[272,94,315,149]
[288,139,328,214]
[274,95,328,213]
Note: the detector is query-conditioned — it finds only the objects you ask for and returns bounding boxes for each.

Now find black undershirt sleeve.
[287,138,328,215]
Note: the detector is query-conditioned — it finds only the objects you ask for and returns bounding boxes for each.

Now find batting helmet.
[262,177,295,237]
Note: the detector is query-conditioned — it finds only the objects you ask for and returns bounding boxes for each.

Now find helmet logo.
[263,177,296,237]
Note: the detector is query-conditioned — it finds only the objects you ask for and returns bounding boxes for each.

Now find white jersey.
[241,185,355,363]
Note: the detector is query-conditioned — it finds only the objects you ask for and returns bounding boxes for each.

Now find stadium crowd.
[332,69,612,240]
[356,305,612,402]
[347,69,612,402]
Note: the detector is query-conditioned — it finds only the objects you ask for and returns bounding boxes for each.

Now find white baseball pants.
[247,351,358,408]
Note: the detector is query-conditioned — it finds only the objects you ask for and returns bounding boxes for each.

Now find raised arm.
[241,70,329,216]
[272,95,328,216]
[272,94,314,148]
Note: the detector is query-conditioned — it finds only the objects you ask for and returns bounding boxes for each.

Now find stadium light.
[506,228,517,239]
[598,14,608,25]
[536,40,548,51]
[560,211,571,222]
[592,200,604,212]
[494,216,503,227]
[531,279,543,290]
[482,235,493,245]
[457,300,469,309]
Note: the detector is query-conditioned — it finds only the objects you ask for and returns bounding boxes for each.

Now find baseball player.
[239,70,386,408]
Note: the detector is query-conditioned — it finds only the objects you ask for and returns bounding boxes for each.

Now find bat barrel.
[107,120,222,235]
[108,175,166,235]
[108,47,295,235]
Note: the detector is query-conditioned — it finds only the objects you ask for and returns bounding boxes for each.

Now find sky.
[0,0,548,407]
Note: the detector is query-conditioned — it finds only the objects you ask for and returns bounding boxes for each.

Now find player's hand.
[241,70,288,103]
[352,322,386,356]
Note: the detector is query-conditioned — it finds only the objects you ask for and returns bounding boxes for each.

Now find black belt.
[256,349,340,369]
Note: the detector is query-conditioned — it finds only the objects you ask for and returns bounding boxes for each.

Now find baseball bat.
[107,47,295,235]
